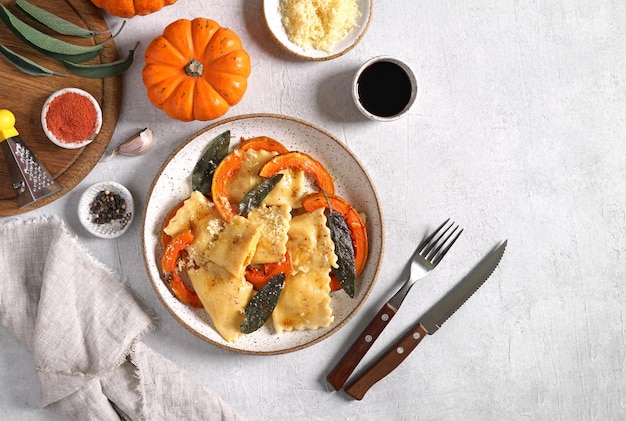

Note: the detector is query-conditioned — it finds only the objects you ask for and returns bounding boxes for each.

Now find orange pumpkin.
[142,18,251,122]
[90,0,177,18]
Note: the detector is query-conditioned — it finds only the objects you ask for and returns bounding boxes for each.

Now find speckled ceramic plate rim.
[142,113,384,355]
[262,0,373,61]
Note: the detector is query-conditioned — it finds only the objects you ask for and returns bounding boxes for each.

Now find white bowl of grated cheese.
[263,0,373,61]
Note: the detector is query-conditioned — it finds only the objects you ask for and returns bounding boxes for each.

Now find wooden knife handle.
[326,303,398,390]
[344,323,429,400]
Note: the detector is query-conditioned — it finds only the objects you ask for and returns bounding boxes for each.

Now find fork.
[326,219,462,391]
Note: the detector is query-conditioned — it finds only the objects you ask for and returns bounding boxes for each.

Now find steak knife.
[344,240,507,400]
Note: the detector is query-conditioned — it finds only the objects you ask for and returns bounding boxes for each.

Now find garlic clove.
[107,128,154,159]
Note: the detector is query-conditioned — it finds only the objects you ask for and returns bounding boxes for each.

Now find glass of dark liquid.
[352,56,417,121]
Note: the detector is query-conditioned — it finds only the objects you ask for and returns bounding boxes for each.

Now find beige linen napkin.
[0,216,246,421]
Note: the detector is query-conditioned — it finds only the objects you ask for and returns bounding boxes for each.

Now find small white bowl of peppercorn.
[41,87,102,149]
[78,181,134,239]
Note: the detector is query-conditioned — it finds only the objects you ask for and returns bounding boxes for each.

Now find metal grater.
[0,109,61,208]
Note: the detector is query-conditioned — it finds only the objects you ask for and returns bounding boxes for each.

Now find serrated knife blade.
[420,240,507,334]
[344,240,507,400]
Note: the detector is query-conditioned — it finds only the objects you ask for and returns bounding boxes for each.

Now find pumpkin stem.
[184,58,204,77]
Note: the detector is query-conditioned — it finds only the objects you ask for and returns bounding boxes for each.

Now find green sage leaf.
[0,43,67,76]
[238,173,284,216]
[15,0,111,38]
[327,209,356,298]
[192,130,231,195]
[241,273,285,334]
[62,42,138,78]
[1,4,105,63]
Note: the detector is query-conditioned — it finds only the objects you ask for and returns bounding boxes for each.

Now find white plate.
[142,114,384,355]
[263,0,373,61]
[79,181,134,239]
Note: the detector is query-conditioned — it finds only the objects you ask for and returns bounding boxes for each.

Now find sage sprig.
[62,42,138,78]
[0,4,100,62]
[241,273,285,334]
[15,0,112,38]
[327,209,356,298]
[0,43,67,76]
[0,4,119,63]
[0,2,135,78]
[238,174,284,216]
[323,190,356,298]
[192,131,231,195]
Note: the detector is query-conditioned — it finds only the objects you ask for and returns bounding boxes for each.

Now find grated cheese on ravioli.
[248,204,292,265]
[163,191,216,238]
[204,215,261,279]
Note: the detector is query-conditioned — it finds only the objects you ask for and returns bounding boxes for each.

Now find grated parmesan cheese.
[279,0,361,52]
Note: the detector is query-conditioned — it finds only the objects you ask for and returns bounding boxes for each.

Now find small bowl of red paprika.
[41,87,102,149]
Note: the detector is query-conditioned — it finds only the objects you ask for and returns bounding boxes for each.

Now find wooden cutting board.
[0,0,121,216]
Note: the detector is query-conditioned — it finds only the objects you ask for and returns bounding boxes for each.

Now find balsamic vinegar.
[357,61,412,118]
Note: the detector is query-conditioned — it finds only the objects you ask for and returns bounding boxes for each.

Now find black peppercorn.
[90,189,131,226]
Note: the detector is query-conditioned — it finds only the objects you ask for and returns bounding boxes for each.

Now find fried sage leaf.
[192,130,230,195]
[0,43,67,76]
[62,42,138,78]
[15,0,111,37]
[327,209,356,298]
[0,4,109,63]
[238,173,283,216]
[241,273,285,334]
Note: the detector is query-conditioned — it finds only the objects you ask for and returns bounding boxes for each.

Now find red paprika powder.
[45,91,99,144]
